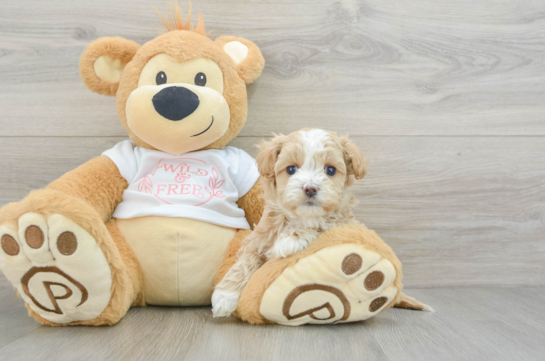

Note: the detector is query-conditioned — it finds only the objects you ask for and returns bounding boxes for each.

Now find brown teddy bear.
[0,4,426,326]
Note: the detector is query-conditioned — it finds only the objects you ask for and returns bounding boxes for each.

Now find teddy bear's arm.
[237,178,265,230]
[46,155,128,222]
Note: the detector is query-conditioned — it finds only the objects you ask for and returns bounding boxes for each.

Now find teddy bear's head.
[79,5,264,155]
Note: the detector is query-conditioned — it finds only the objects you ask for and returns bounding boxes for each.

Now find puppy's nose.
[304,185,319,198]
[152,86,200,121]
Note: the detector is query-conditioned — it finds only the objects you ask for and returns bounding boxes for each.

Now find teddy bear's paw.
[211,288,240,318]
[0,213,112,324]
[259,244,398,326]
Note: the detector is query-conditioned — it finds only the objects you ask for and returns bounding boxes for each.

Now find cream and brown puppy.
[212,129,369,317]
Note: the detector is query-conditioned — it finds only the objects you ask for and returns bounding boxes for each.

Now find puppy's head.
[256,129,368,218]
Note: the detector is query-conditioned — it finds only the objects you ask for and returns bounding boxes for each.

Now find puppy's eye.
[286,166,298,175]
[195,72,207,86]
[325,166,336,176]
[156,71,167,85]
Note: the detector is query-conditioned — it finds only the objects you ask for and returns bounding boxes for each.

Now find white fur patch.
[299,129,329,171]
[271,236,310,258]
[211,288,240,317]
[282,129,331,218]
[0,213,112,324]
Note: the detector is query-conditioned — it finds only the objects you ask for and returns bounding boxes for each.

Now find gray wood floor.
[1,0,544,359]
[1,277,544,361]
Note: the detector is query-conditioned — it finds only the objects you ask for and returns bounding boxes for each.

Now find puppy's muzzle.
[152,86,200,121]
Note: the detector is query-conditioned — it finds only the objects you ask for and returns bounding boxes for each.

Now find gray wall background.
[1,0,544,288]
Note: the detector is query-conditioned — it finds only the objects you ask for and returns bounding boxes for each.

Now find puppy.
[212,128,368,317]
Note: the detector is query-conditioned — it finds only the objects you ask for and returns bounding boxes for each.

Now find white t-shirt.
[102,140,260,229]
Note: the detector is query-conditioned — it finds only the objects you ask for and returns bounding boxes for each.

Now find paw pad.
[1,234,19,256]
[25,226,44,249]
[369,296,388,312]
[341,253,362,275]
[0,213,112,323]
[364,271,385,291]
[57,231,77,255]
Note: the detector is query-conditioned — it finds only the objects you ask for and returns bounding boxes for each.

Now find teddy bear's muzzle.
[152,86,200,121]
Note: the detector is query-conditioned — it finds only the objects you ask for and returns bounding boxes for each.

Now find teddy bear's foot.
[234,226,404,326]
[261,244,397,326]
[0,213,112,324]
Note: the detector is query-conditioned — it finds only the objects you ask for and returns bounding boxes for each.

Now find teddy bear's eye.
[194,72,207,86]
[156,71,167,85]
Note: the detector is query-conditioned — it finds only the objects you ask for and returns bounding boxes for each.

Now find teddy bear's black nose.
[152,86,200,121]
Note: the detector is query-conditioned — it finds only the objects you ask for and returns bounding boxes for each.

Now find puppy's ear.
[341,136,369,180]
[256,135,284,180]
[215,36,265,84]
[80,37,140,96]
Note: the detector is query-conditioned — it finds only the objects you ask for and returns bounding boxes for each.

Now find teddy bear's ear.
[215,36,265,84]
[79,37,140,96]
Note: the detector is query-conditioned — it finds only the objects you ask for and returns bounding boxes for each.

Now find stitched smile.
[191,116,214,137]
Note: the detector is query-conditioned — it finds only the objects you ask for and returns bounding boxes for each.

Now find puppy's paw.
[272,236,308,258]
[211,288,240,318]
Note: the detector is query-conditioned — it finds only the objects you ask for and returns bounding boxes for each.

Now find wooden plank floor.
[0,277,543,361]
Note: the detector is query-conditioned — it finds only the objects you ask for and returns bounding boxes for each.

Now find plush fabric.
[0,189,139,326]
[214,229,252,287]
[234,225,403,324]
[214,36,266,84]
[113,30,256,153]
[0,9,269,325]
[117,216,236,306]
[80,37,140,96]
[46,156,127,222]
[9,213,114,324]
[235,178,265,229]
[94,56,127,83]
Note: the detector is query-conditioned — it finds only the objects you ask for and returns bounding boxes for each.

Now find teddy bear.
[0,4,426,326]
